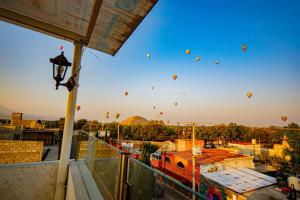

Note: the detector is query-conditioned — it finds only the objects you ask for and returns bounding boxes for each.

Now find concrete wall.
[0,140,43,164]
[0,161,58,200]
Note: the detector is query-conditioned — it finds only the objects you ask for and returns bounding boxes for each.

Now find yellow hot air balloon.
[147,53,151,59]
[281,116,288,122]
[186,49,191,54]
[242,44,247,52]
[195,56,200,62]
[76,105,81,111]
[172,74,177,80]
[246,91,253,99]
[115,113,120,119]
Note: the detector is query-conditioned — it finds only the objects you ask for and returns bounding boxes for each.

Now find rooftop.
[202,167,276,194]
[170,149,247,165]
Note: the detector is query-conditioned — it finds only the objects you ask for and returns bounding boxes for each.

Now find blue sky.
[0,0,299,126]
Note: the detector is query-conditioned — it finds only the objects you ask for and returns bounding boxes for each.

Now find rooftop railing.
[78,131,207,200]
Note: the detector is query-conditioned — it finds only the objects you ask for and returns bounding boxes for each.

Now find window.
[177,161,185,169]
[165,157,170,163]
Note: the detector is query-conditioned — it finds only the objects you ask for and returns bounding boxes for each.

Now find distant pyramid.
[120,116,149,125]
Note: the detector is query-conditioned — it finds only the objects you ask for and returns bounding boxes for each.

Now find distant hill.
[0,105,57,120]
[120,116,149,125]
[0,105,14,119]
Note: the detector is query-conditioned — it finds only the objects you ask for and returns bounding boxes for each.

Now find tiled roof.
[170,149,246,165]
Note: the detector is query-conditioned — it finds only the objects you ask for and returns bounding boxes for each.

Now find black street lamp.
[50,51,76,91]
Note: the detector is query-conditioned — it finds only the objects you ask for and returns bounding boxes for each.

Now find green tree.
[139,142,159,165]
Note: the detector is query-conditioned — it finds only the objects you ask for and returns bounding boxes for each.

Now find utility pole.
[192,123,196,200]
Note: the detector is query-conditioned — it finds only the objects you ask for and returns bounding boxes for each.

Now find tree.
[58,117,65,130]
[139,142,159,165]
[74,119,87,130]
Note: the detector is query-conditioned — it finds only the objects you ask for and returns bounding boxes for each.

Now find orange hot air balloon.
[186,49,191,54]
[160,112,163,116]
[246,91,253,99]
[124,91,128,96]
[172,74,177,80]
[76,105,81,111]
[115,113,120,119]
[242,44,247,52]
[281,116,288,122]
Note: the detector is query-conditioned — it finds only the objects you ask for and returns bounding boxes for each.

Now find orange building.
[151,148,254,192]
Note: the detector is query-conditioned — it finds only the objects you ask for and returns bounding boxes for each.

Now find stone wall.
[0,140,43,164]
[0,161,58,200]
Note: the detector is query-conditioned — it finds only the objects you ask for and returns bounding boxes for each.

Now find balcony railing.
[77,131,207,200]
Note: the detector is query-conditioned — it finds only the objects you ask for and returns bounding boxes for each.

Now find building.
[175,139,204,152]
[150,146,285,200]
[10,113,44,129]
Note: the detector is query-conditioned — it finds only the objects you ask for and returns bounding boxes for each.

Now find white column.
[55,42,83,200]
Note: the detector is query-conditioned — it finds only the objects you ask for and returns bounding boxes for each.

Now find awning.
[0,0,157,55]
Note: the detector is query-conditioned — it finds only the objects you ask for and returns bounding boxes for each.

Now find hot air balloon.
[214,60,220,65]
[180,92,186,96]
[160,112,163,116]
[105,112,109,119]
[172,74,177,80]
[195,56,200,62]
[242,44,247,52]
[281,116,288,122]
[153,106,156,110]
[186,49,191,54]
[59,45,64,50]
[76,105,81,111]
[147,53,151,59]
[152,86,155,90]
[124,91,128,96]
[174,102,178,106]
[115,113,120,120]
[246,91,253,99]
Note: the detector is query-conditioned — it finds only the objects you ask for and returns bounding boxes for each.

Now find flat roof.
[0,0,157,55]
[202,167,276,194]
[170,149,247,165]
